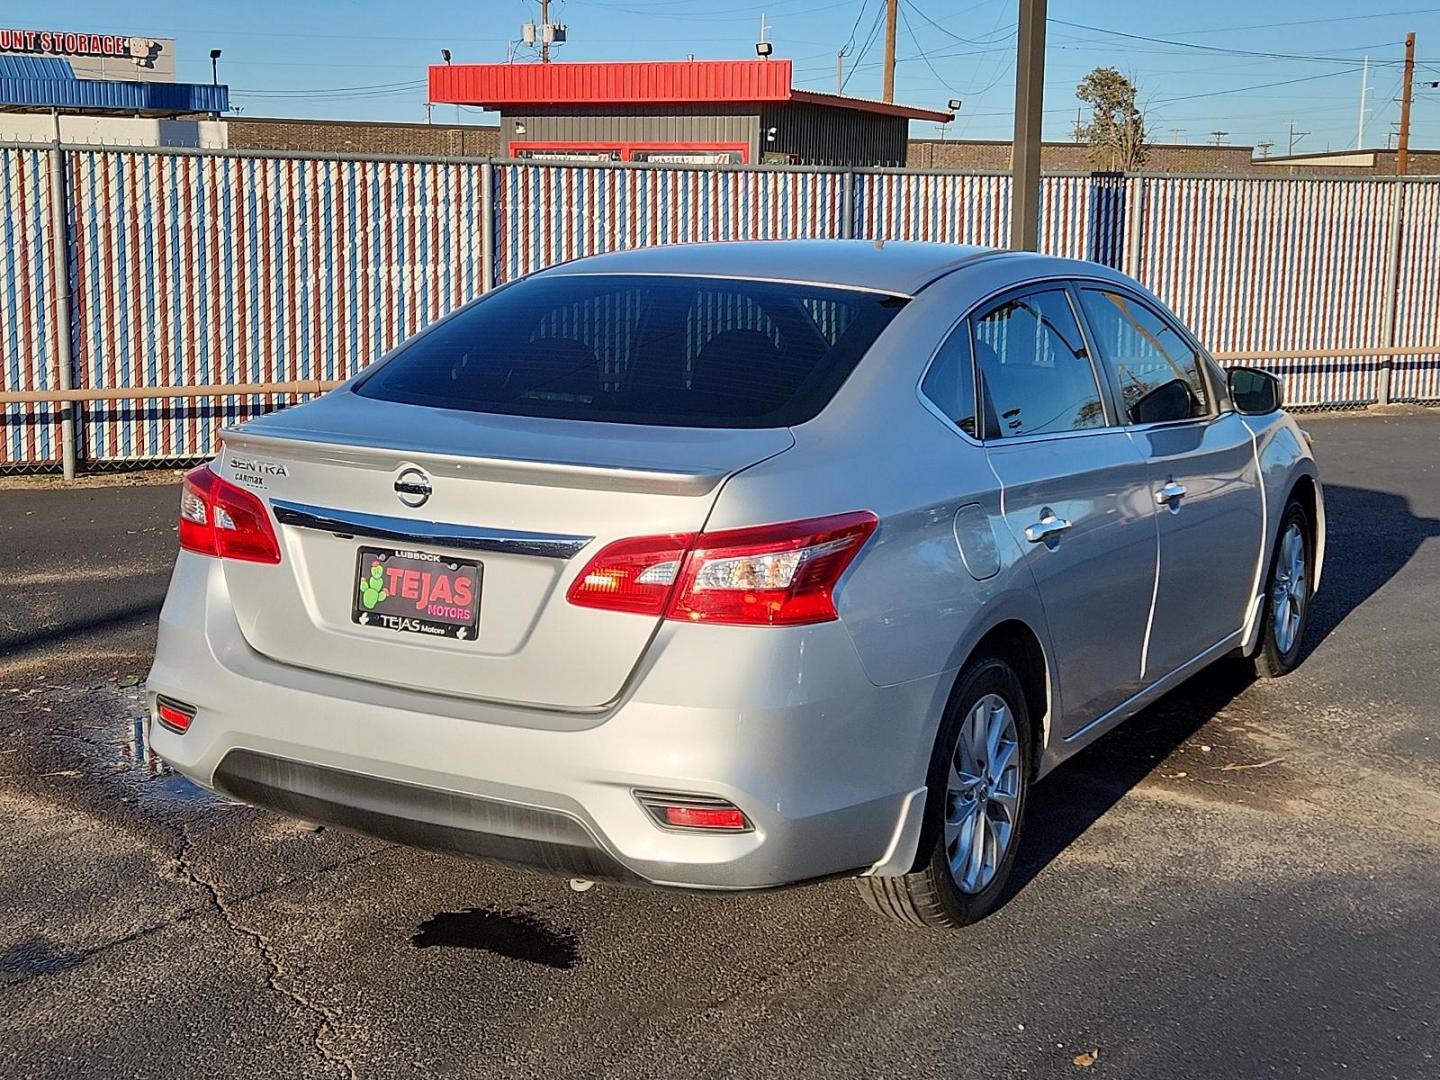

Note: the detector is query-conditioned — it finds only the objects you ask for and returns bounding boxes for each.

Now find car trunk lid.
[216,392,793,709]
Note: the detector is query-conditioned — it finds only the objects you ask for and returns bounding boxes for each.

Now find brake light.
[566,511,876,626]
[669,511,877,626]
[565,533,695,615]
[178,465,282,564]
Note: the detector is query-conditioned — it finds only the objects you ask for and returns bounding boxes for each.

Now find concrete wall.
[1254,150,1440,177]
[907,139,1262,174]
[225,117,501,157]
[0,112,226,148]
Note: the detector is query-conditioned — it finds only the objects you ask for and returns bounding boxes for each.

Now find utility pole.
[1072,107,1083,143]
[882,0,898,103]
[836,41,851,94]
[1010,0,1047,251]
[1356,56,1370,149]
[1210,130,1229,146]
[1397,31,1415,174]
[1257,140,1274,158]
[1170,127,1185,144]
[540,0,550,63]
[1287,120,1309,156]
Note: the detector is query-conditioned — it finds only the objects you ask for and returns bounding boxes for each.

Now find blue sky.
[8,0,1439,150]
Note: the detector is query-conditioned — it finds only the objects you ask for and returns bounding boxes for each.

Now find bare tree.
[1076,67,1149,172]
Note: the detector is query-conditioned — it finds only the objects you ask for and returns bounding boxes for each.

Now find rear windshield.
[353,273,906,428]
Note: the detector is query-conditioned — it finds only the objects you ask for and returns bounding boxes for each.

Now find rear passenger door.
[1074,286,1264,681]
[976,287,1158,734]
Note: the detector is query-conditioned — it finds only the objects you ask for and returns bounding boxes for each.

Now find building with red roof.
[427,59,952,167]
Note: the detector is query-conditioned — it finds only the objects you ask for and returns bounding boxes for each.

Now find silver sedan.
[147,241,1323,928]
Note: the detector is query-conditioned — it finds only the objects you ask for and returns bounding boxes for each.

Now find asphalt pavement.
[1,411,1438,1080]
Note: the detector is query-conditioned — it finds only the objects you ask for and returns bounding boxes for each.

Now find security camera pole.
[1010,0,1047,251]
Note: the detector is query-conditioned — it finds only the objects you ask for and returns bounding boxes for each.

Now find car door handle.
[1155,481,1187,506]
[1024,515,1072,543]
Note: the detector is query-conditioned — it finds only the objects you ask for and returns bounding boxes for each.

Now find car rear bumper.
[147,552,945,890]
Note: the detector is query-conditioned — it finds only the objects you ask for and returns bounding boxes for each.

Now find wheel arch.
[862,615,1054,883]
[1287,471,1325,593]
[952,618,1053,781]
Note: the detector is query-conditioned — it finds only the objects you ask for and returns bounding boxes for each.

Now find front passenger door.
[1074,287,1264,681]
[976,288,1159,735]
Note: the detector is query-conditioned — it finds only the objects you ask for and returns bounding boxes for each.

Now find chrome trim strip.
[270,499,593,560]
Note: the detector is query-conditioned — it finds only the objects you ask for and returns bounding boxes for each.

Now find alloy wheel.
[944,693,1021,894]
[1271,521,1308,655]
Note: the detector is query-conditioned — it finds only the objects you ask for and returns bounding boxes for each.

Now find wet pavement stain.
[412,907,581,969]
[115,713,213,806]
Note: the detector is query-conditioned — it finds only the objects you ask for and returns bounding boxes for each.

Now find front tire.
[1250,499,1313,678]
[856,656,1031,929]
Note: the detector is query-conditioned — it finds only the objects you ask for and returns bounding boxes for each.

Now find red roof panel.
[428,59,794,108]
[427,59,953,122]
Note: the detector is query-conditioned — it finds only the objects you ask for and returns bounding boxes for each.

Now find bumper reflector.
[155,698,195,734]
[634,790,751,832]
[664,805,747,830]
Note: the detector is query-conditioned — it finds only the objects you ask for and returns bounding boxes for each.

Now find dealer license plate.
[352,546,482,641]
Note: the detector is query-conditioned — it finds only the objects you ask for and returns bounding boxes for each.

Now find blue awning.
[0,56,77,80]
[0,72,228,114]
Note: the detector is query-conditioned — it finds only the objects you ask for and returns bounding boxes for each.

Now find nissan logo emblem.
[394,467,432,508]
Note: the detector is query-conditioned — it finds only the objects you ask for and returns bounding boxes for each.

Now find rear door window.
[355,274,906,428]
[972,290,1107,438]
[920,324,979,438]
[1076,289,1212,423]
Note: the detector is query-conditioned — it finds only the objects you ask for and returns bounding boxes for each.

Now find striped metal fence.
[1,146,60,467]
[495,164,851,282]
[2,144,1438,470]
[65,150,489,462]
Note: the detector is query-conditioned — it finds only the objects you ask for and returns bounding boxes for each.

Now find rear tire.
[856,656,1031,929]
[1250,499,1313,679]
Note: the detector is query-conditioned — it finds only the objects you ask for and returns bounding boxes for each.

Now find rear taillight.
[668,511,878,626]
[178,465,282,564]
[566,511,876,627]
[565,532,695,615]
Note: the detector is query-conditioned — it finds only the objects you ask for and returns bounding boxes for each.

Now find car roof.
[539,239,1026,297]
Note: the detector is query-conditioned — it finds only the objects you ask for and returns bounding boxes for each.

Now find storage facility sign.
[0,29,141,57]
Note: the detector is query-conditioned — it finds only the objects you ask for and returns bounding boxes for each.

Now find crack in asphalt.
[175,822,360,1080]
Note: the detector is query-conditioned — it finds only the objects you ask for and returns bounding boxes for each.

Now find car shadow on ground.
[1001,481,1440,907]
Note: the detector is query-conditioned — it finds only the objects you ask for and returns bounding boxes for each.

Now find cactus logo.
[359,560,390,609]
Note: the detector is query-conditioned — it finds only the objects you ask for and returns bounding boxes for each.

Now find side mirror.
[1229,367,1283,415]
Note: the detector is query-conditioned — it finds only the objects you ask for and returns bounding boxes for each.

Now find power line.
[1154,8,1440,36]
[841,0,871,51]
[1050,19,1405,66]
[841,2,888,91]
[898,3,964,97]
[902,0,1016,47]
[1148,67,1365,107]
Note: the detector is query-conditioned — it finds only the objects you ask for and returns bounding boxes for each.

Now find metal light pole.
[1009,0,1046,251]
